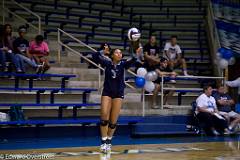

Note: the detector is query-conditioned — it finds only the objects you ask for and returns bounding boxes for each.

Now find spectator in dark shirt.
[149,57,176,109]
[1,24,16,72]
[143,36,160,66]
[13,26,42,73]
[213,85,240,131]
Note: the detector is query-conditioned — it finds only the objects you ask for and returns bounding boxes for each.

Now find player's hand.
[103,45,110,55]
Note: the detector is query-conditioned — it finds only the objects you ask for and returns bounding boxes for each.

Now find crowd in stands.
[195,85,240,136]
[0,23,191,109]
[0,24,50,74]
[134,35,190,108]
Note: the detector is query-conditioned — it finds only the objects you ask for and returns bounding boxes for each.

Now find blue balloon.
[218,47,226,54]
[135,77,145,88]
[222,49,233,60]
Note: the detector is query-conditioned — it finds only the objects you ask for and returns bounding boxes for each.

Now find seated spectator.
[0,24,16,72]
[13,26,42,73]
[149,57,176,109]
[196,85,230,136]
[29,35,50,74]
[163,35,190,76]
[143,35,160,66]
[213,85,240,132]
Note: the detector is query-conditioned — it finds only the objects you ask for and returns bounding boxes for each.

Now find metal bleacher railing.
[57,28,137,90]
[2,0,41,34]
[132,75,225,116]
[206,0,222,77]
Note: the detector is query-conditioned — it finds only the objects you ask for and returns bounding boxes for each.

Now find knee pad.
[108,122,117,129]
[100,120,109,126]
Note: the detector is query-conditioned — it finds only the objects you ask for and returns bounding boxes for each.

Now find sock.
[101,137,107,144]
[183,70,188,75]
[107,137,112,144]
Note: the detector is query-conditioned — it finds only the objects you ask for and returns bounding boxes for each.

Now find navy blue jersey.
[93,52,136,97]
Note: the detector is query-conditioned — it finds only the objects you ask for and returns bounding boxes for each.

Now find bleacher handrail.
[3,0,41,34]
[158,75,225,110]
[57,28,136,90]
[206,1,222,76]
[173,75,224,79]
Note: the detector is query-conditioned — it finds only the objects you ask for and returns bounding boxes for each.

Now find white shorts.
[219,111,239,118]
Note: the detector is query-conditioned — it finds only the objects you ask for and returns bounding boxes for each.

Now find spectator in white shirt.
[196,85,230,136]
[163,35,190,76]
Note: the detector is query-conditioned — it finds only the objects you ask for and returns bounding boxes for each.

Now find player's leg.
[107,98,123,151]
[226,77,240,87]
[100,96,112,153]
[229,113,240,131]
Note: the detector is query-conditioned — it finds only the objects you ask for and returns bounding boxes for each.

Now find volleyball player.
[92,48,139,153]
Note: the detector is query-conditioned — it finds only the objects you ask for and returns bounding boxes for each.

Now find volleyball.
[127,27,141,41]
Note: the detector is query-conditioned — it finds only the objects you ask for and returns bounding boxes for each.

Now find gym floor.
[0,136,239,160]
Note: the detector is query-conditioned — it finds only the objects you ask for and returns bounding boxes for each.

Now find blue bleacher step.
[132,123,194,136]
[141,115,189,124]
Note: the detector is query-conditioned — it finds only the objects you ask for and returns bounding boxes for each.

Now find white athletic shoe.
[100,143,108,154]
[106,144,112,153]
[100,152,111,160]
